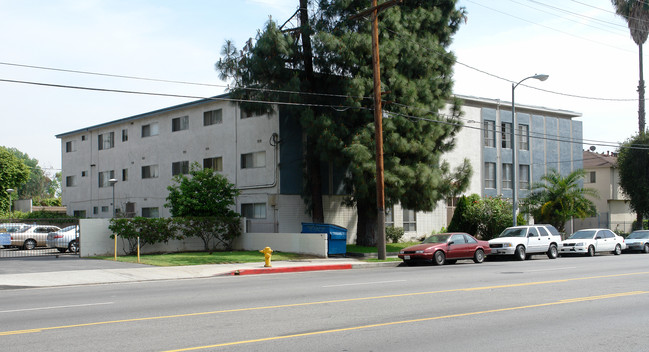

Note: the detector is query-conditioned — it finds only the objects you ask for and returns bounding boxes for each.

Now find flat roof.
[455,94,582,118]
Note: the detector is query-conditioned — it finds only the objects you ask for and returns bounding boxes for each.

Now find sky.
[0,0,643,176]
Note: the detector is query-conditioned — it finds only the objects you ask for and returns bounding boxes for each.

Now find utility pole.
[351,0,400,260]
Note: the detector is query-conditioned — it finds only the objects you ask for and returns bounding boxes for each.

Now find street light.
[6,189,14,215]
[512,74,549,226]
[108,179,118,218]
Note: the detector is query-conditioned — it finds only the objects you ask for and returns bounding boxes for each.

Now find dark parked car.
[398,233,491,266]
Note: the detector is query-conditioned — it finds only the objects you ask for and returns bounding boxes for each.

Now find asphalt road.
[1,253,648,351]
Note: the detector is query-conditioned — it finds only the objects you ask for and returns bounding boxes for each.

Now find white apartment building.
[57,94,582,242]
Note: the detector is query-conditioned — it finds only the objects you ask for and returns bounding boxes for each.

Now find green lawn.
[96,251,315,266]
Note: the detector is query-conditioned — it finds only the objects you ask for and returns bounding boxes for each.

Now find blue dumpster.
[301,223,348,256]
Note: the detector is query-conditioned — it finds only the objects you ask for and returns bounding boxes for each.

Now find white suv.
[488,225,561,260]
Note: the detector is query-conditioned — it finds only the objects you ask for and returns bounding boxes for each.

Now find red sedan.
[398,232,491,266]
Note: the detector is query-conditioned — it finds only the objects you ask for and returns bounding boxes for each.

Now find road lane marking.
[0,302,114,314]
[322,280,406,288]
[526,267,577,272]
[163,290,649,351]
[1,270,648,337]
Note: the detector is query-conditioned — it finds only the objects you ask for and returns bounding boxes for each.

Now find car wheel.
[546,244,558,259]
[614,244,622,255]
[57,248,68,253]
[433,251,446,265]
[643,243,649,254]
[23,239,36,250]
[68,240,79,253]
[515,245,526,261]
[473,249,485,263]
[586,245,595,257]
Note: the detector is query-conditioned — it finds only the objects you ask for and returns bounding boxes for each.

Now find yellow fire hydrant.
[259,246,273,267]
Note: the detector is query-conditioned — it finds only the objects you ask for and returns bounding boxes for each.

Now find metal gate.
[0,219,80,258]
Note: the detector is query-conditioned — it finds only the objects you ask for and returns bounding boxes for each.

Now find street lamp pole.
[512,74,548,226]
[109,179,118,218]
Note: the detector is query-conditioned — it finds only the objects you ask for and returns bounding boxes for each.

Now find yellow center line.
[163,290,649,351]
[1,270,648,337]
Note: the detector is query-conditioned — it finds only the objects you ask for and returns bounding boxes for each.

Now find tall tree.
[612,0,649,134]
[217,0,471,246]
[0,146,30,213]
[617,133,649,229]
[521,169,598,233]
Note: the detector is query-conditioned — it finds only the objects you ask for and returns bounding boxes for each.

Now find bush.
[385,226,404,243]
[109,217,181,255]
[175,216,241,251]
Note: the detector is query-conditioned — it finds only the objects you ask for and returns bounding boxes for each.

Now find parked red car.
[398,232,491,266]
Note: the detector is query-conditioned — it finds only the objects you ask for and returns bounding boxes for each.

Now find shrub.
[109,217,181,255]
[385,226,404,243]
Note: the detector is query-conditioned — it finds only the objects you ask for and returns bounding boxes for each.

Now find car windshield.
[16,226,33,233]
[627,231,649,239]
[497,228,527,238]
[422,234,450,244]
[568,230,596,239]
[60,226,77,232]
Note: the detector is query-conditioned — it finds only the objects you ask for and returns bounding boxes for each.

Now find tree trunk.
[637,213,645,230]
[639,43,646,134]
[355,199,378,246]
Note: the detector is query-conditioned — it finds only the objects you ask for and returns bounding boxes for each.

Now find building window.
[203,157,223,171]
[403,209,417,232]
[502,163,513,190]
[485,162,496,189]
[122,168,128,181]
[142,207,159,218]
[65,175,76,187]
[98,132,114,150]
[483,121,495,148]
[81,135,86,141]
[172,161,189,176]
[241,151,266,169]
[240,109,263,119]
[241,203,267,219]
[501,123,512,149]
[518,124,529,151]
[101,206,109,213]
[98,170,115,188]
[122,129,128,142]
[142,165,159,179]
[172,116,189,132]
[65,141,74,153]
[204,109,223,126]
[588,171,596,183]
[142,122,159,137]
[73,210,86,218]
[93,207,98,215]
[81,171,87,177]
[519,164,530,190]
[385,207,394,227]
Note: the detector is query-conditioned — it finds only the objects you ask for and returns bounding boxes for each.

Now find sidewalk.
[0,257,401,288]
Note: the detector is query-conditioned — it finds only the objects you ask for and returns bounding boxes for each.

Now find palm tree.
[612,0,649,134]
[520,169,598,233]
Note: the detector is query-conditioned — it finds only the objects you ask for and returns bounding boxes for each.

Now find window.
[240,109,263,119]
[98,170,115,188]
[122,129,128,142]
[98,132,114,150]
[142,165,159,179]
[518,124,529,150]
[538,227,550,236]
[101,206,109,213]
[142,207,159,218]
[241,203,266,219]
[465,235,477,244]
[528,227,539,237]
[483,121,495,147]
[81,171,87,177]
[203,109,222,126]
[403,209,417,232]
[385,207,394,227]
[502,163,513,189]
[73,210,86,218]
[203,157,223,171]
[588,171,596,183]
[142,122,159,137]
[519,164,530,190]
[122,168,128,181]
[241,151,266,169]
[450,234,466,244]
[484,162,496,189]
[81,135,86,141]
[65,175,76,187]
[93,207,98,215]
[172,116,189,132]
[65,141,74,153]
[172,161,189,176]
[501,122,512,149]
